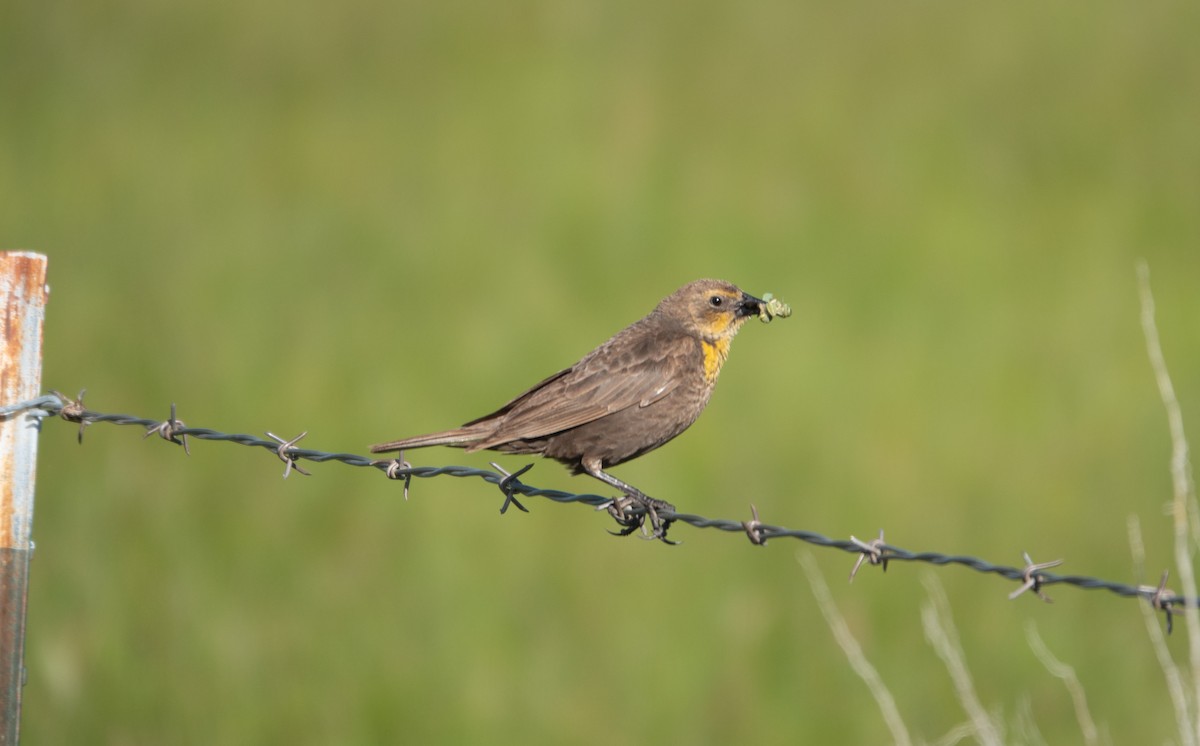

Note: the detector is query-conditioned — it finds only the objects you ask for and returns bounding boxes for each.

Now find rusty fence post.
[0,252,48,745]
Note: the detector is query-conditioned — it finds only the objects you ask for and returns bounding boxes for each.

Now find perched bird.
[370,279,776,538]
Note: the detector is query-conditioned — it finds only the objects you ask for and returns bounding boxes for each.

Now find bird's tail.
[369,427,485,454]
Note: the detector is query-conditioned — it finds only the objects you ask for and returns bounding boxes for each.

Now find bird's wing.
[465,341,685,448]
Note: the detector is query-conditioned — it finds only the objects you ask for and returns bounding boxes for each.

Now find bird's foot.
[604,492,677,545]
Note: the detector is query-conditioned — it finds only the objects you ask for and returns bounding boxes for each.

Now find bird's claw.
[604,494,677,544]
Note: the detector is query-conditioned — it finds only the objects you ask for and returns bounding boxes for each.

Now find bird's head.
[660,279,765,342]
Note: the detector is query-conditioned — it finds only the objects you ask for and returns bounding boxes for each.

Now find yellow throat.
[701,337,732,383]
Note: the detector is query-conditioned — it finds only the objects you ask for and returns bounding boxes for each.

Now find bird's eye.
[709,295,724,308]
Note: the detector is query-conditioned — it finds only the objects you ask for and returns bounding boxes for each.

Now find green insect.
[758,292,792,323]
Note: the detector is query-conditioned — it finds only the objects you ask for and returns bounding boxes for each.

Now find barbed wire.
[1,391,1188,630]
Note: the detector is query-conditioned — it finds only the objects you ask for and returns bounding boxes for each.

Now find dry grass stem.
[920,574,1004,746]
[1130,514,1196,746]
[1024,620,1103,746]
[798,551,913,746]
[1138,261,1200,741]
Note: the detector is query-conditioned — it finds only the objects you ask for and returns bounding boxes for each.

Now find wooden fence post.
[0,252,49,745]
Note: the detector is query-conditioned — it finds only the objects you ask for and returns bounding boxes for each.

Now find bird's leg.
[583,461,676,543]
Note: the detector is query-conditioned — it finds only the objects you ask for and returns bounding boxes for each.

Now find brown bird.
[370,279,770,537]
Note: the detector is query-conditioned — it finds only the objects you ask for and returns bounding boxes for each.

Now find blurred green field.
[3,0,1199,742]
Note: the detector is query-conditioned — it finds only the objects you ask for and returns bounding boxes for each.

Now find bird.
[370,279,772,539]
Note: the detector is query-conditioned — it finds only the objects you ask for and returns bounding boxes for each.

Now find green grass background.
[3,0,1199,742]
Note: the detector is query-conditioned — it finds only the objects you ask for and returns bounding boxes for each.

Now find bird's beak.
[736,292,766,318]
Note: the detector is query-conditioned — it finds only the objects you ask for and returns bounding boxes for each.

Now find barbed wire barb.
[49,388,89,442]
[742,504,768,546]
[143,402,190,455]
[1150,570,1179,635]
[1008,552,1065,603]
[850,529,889,581]
[490,462,533,514]
[265,431,313,477]
[380,453,414,500]
[16,391,1199,626]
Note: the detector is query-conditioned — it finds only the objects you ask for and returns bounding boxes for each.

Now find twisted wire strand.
[3,393,1188,621]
